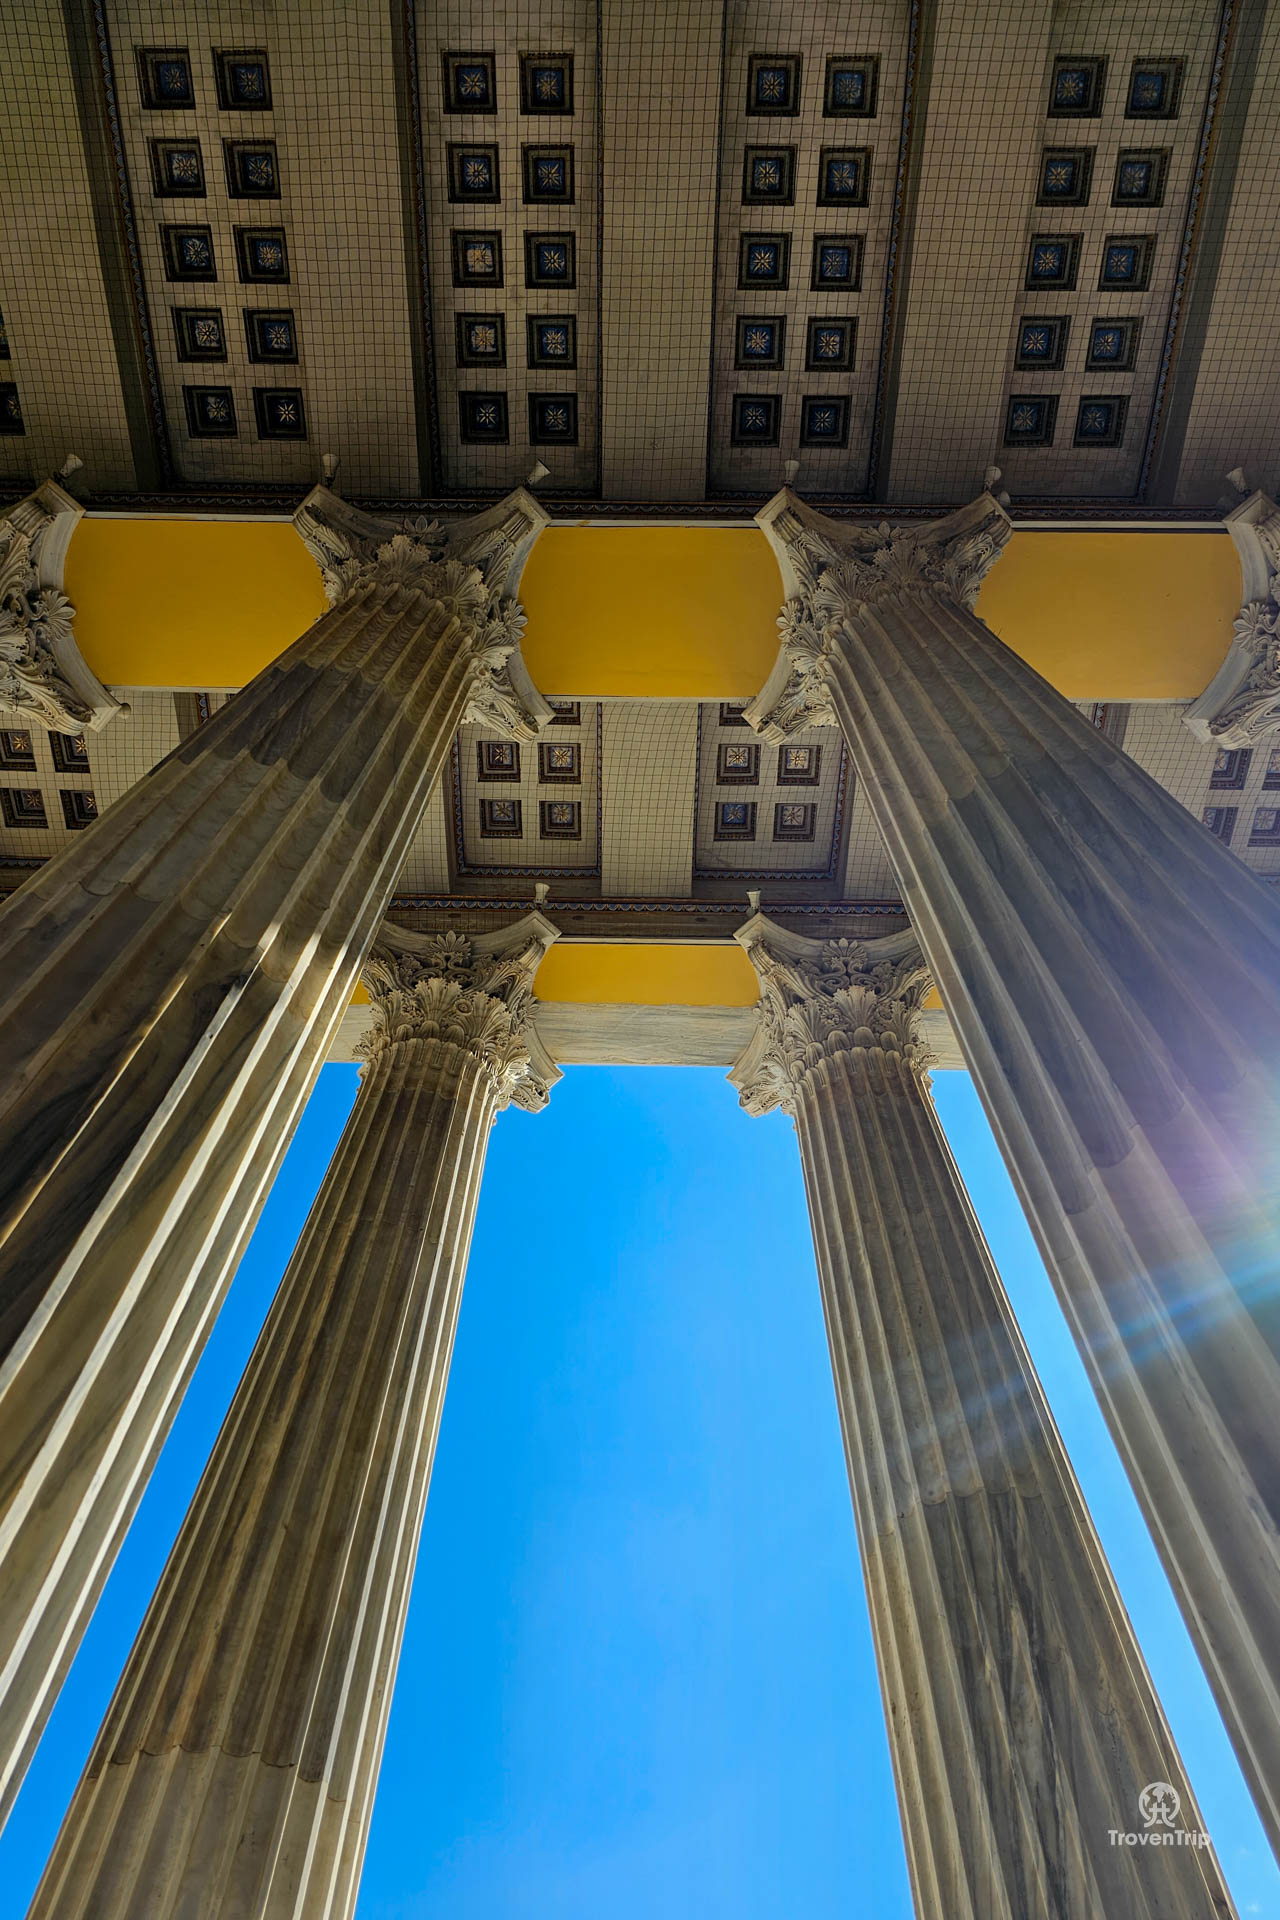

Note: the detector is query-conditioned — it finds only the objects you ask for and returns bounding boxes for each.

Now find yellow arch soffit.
[352,946,944,1012]
[534,943,760,1007]
[65,518,1240,704]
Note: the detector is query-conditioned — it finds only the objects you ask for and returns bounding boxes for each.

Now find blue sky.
[1,1063,1276,1916]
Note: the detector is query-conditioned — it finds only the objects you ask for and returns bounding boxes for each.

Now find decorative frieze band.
[293,482,552,740]
[1185,487,1280,746]
[730,911,934,1115]
[0,478,125,734]
[745,488,1011,741]
[360,911,561,1110]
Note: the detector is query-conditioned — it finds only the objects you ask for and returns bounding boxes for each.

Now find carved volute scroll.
[1185,488,1280,746]
[359,911,561,1111]
[293,482,553,741]
[729,911,935,1117]
[745,488,1011,742]
[0,479,125,733]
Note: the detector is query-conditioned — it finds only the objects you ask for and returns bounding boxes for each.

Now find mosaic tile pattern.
[83,0,418,494]
[823,56,878,117]
[183,384,236,435]
[742,147,796,206]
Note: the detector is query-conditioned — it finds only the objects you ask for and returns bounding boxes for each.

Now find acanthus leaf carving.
[1186,489,1280,747]
[1207,598,1280,743]
[730,915,934,1117]
[358,912,560,1111]
[746,490,1010,741]
[293,484,551,742]
[0,482,123,733]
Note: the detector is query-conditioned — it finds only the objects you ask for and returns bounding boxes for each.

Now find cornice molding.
[0,480,125,733]
[729,911,934,1116]
[0,485,1231,524]
[1185,488,1280,746]
[360,909,561,1110]
[745,488,1011,741]
[293,482,552,740]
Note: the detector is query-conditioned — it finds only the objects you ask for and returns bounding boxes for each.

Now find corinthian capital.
[745,489,1011,740]
[359,910,561,1111]
[0,479,124,733]
[293,483,552,741]
[1185,489,1280,747]
[729,912,934,1116]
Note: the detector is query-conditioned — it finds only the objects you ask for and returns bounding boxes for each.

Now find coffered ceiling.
[4,692,1276,923]
[2,0,1278,514]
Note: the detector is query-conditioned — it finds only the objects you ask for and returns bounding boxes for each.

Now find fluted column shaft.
[752,490,1280,1850]
[29,914,559,1920]
[733,919,1232,1920]
[0,488,548,1823]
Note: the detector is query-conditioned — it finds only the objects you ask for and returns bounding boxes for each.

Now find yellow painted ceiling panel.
[350,959,939,1013]
[534,943,760,1007]
[519,526,784,697]
[65,518,327,690]
[974,530,1240,701]
[64,517,1240,705]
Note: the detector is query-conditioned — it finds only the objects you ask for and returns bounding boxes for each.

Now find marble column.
[0,486,550,1824]
[749,488,1280,1852]
[29,912,560,1920]
[731,915,1232,1920]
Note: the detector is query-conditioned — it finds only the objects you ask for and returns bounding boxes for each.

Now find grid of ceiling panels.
[454,702,600,877]
[1125,701,1280,876]
[995,1,1225,498]
[0,688,176,865]
[708,1,912,497]
[2,0,1274,513]
[693,700,848,877]
[885,0,1224,505]
[100,0,418,495]
[416,2,599,495]
[6,687,1280,898]
[0,0,138,492]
